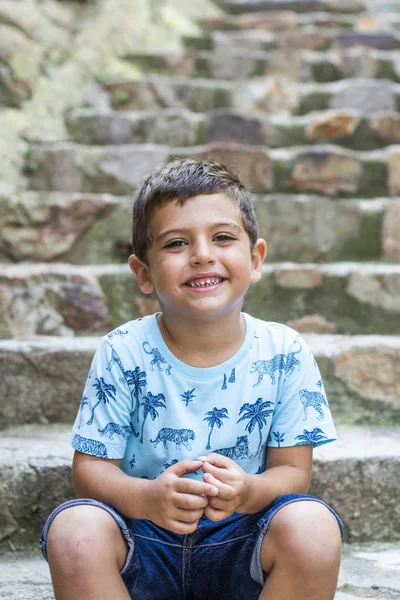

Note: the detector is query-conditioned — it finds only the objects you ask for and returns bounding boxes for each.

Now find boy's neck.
[156,310,246,368]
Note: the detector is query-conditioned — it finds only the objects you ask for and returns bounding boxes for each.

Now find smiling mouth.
[185,277,223,288]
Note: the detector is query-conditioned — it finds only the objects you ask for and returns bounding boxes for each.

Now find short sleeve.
[267,334,336,448]
[70,338,134,459]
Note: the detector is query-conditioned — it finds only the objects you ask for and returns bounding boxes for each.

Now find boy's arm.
[240,444,312,514]
[73,451,150,519]
[73,451,219,533]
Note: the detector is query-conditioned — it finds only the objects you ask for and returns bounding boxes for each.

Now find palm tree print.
[237,398,274,457]
[78,396,89,429]
[180,388,196,406]
[140,392,166,444]
[125,367,147,422]
[86,378,117,426]
[295,428,328,446]
[203,407,229,450]
[272,431,285,447]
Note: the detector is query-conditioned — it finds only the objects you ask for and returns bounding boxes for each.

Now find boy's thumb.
[169,459,204,477]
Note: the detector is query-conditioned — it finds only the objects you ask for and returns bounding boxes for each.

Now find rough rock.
[239,77,300,113]
[26,143,170,194]
[205,109,267,145]
[212,29,275,52]
[371,112,400,143]
[346,271,400,313]
[329,79,396,114]
[109,76,234,112]
[190,142,273,191]
[0,338,98,428]
[334,345,400,408]
[334,32,400,51]
[253,195,369,262]
[0,1,70,53]
[289,147,362,194]
[306,110,361,141]
[382,200,400,259]
[0,24,43,106]
[287,313,338,333]
[0,265,109,338]
[201,48,269,80]
[332,46,381,79]
[388,146,400,195]
[245,263,400,335]
[274,266,323,288]
[0,192,119,262]
[67,108,201,147]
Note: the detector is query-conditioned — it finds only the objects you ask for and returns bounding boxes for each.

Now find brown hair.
[132,158,258,262]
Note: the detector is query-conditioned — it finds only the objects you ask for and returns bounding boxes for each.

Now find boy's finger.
[202,460,234,484]
[176,477,219,496]
[201,453,235,469]
[203,472,234,499]
[169,459,204,477]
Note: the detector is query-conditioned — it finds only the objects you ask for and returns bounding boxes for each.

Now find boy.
[40,159,343,600]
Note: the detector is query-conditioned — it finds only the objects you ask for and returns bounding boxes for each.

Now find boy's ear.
[128,254,155,294]
[250,238,267,283]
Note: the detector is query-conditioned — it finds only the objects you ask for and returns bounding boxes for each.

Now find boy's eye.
[164,239,186,248]
[214,234,235,242]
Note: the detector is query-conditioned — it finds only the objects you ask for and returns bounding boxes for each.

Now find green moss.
[97,270,140,329]
[22,159,38,174]
[268,120,307,148]
[379,56,398,82]
[113,90,131,106]
[359,154,388,197]
[195,54,211,78]
[271,153,295,192]
[298,89,330,115]
[182,33,213,50]
[309,59,340,83]
[332,208,382,261]
[342,118,379,151]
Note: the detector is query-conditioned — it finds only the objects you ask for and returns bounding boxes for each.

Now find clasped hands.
[145,454,251,535]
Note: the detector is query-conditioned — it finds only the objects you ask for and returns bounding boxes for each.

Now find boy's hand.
[144,459,219,535]
[198,454,251,521]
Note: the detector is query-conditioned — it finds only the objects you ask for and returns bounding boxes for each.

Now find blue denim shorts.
[40,494,343,600]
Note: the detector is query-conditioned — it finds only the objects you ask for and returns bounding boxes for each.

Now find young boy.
[40,159,343,600]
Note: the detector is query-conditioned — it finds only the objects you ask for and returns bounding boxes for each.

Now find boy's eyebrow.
[156,222,242,242]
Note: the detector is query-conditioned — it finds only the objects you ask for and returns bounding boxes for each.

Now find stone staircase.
[1,0,400,598]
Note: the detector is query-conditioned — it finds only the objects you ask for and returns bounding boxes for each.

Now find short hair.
[132,158,258,262]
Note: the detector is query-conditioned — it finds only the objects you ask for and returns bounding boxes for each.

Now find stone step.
[184,26,400,53]
[123,48,400,84]
[0,262,399,338]
[217,0,366,15]
[66,107,400,151]
[0,424,399,549]
[2,190,395,264]
[97,75,400,118]
[23,140,400,198]
[1,543,400,600]
[200,10,400,33]
[1,334,399,429]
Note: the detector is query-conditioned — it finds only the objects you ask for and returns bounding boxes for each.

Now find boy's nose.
[189,240,215,265]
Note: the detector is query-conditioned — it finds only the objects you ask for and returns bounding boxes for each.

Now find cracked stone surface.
[0,543,399,599]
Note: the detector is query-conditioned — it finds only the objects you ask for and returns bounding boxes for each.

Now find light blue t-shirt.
[71,313,336,480]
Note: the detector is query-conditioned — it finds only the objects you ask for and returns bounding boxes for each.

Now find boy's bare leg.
[259,501,342,600]
[47,506,130,600]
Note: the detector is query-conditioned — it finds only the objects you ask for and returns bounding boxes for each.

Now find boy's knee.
[261,501,341,574]
[47,506,127,570]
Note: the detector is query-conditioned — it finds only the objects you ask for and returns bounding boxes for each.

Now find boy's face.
[129,193,267,321]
